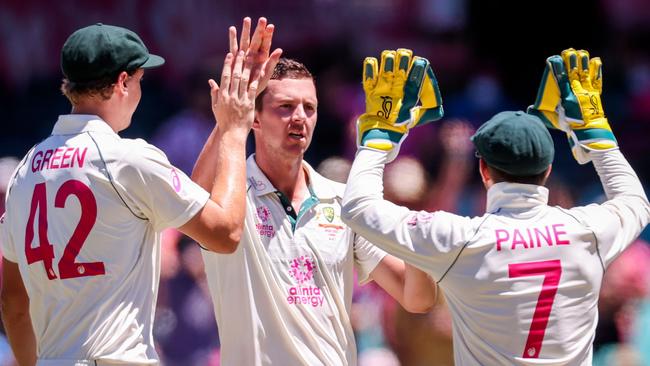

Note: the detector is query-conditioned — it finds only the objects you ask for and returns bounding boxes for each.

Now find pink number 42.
[25,180,104,279]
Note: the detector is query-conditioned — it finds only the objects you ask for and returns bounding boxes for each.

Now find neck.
[71,100,121,133]
[255,150,308,201]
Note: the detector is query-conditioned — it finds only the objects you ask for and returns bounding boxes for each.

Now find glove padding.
[527,48,617,164]
[357,48,443,162]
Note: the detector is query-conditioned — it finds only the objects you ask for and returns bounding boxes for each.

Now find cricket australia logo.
[377,96,393,118]
[322,206,335,223]
[287,255,324,307]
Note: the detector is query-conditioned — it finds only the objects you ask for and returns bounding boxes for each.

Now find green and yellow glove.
[357,48,443,162]
[528,48,617,164]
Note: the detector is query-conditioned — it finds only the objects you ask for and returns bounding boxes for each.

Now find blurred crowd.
[1,0,649,365]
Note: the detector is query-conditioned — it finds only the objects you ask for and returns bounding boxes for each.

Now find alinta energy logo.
[256,206,274,238]
[287,255,324,307]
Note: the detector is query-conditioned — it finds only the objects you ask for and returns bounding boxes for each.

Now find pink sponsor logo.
[256,206,271,222]
[170,168,181,192]
[289,255,315,284]
[287,255,325,307]
[255,206,274,238]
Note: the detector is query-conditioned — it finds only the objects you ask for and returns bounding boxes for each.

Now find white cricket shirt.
[342,148,650,366]
[1,115,209,365]
[201,155,386,366]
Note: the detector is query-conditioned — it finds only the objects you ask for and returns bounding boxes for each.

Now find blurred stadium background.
[1,0,649,365]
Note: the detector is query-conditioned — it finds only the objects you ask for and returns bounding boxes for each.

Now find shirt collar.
[486,182,549,213]
[246,154,338,200]
[51,114,117,136]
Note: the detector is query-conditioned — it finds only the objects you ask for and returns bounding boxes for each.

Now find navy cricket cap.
[471,111,554,176]
[61,23,165,82]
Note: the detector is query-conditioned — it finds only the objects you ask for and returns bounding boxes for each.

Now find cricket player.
[342,48,650,365]
[194,28,438,363]
[0,19,279,365]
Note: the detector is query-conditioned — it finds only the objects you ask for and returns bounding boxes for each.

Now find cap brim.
[141,54,165,69]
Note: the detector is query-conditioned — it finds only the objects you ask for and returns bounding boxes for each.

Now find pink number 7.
[508,259,562,358]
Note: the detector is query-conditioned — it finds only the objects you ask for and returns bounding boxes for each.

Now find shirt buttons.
[286,206,293,211]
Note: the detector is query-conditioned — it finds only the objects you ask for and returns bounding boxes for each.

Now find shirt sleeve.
[0,213,17,263]
[111,140,210,232]
[353,233,387,285]
[566,149,650,267]
[342,148,475,280]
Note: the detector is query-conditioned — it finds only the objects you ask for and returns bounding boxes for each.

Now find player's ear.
[252,110,262,130]
[116,71,130,91]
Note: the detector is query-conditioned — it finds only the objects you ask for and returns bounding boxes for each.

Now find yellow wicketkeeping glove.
[527,48,617,164]
[357,48,443,162]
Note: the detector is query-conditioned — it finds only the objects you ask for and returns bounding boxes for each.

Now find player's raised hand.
[357,48,443,162]
[527,48,617,164]
[208,49,256,134]
[208,17,282,134]
[229,17,282,95]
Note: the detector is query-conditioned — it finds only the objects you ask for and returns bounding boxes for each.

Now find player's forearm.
[342,149,414,256]
[591,149,647,202]
[591,148,650,241]
[191,126,220,191]
[2,307,36,366]
[209,127,249,238]
[402,263,436,313]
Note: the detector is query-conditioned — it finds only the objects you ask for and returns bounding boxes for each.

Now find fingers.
[402,56,426,111]
[239,53,254,99]
[256,48,283,95]
[220,52,234,96]
[376,50,396,92]
[576,49,591,90]
[249,17,267,54]
[589,57,603,94]
[547,55,571,99]
[394,48,412,88]
[379,50,397,75]
[396,55,424,125]
[239,17,252,52]
[260,24,275,57]
[208,78,220,109]
[229,26,238,54]
[561,48,584,93]
[362,57,378,91]
[230,51,245,96]
[396,49,413,75]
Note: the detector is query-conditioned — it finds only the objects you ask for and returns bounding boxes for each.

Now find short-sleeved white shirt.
[1,115,209,365]
[343,148,650,366]
[201,155,386,366]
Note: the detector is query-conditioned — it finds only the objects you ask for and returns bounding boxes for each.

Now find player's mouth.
[288,132,305,140]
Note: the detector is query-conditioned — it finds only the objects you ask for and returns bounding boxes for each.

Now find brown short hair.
[60,69,136,105]
[486,163,549,186]
[255,58,314,110]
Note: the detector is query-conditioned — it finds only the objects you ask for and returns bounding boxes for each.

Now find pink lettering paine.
[31,147,88,172]
[495,229,509,251]
[494,224,571,251]
[552,224,570,245]
[511,229,528,249]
